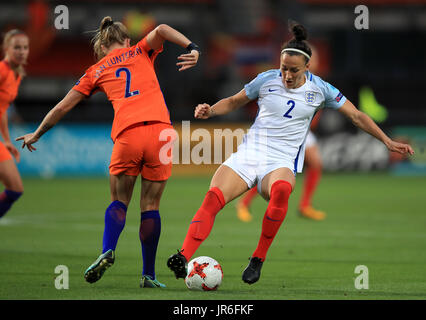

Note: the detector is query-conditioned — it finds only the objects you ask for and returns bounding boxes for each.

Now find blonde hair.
[2,29,28,77]
[91,16,130,60]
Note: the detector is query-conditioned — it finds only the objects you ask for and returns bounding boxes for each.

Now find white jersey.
[242,69,346,173]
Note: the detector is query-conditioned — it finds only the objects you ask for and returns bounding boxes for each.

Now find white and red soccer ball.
[185,256,223,291]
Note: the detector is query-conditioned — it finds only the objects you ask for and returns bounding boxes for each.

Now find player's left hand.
[16,133,38,152]
[176,50,199,71]
[4,142,20,162]
[386,140,414,155]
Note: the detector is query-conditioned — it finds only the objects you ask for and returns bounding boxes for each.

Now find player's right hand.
[177,50,199,71]
[194,103,211,119]
[15,133,38,152]
[385,140,414,155]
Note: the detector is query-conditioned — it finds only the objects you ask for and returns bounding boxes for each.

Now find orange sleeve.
[72,67,97,97]
[0,63,8,84]
[137,37,163,63]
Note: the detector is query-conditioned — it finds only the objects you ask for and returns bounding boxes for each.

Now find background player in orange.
[17,17,200,288]
[236,45,326,222]
[0,29,29,219]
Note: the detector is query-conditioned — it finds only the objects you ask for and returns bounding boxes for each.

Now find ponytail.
[281,21,312,63]
[91,16,130,60]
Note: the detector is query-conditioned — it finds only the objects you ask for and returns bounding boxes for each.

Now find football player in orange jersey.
[0,30,29,219]
[17,17,200,288]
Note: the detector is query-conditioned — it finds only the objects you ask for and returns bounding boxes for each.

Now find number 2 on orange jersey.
[115,67,140,98]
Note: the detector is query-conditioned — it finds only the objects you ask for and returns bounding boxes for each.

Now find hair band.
[281,48,311,60]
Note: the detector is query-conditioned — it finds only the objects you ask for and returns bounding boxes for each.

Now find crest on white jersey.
[305,91,316,104]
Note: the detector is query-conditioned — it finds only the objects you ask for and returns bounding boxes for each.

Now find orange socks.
[253,180,292,261]
[181,187,225,261]
[299,167,321,209]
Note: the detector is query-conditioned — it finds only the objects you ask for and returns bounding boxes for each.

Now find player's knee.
[207,187,226,208]
[269,180,292,207]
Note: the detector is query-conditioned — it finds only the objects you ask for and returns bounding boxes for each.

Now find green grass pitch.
[0,173,425,300]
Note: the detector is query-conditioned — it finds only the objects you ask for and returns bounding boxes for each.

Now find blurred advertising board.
[8,123,420,177]
[10,124,113,178]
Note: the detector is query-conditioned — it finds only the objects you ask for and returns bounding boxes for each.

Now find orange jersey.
[0,60,22,119]
[73,36,171,141]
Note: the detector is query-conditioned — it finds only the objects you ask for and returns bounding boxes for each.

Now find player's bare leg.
[0,159,24,219]
[242,167,294,284]
[139,178,168,288]
[110,174,137,206]
[299,145,325,220]
[140,178,167,211]
[209,164,250,202]
[167,164,249,279]
[0,159,24,192]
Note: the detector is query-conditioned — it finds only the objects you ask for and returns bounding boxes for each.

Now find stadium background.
[1,0,426,301]
[3,0,426,176]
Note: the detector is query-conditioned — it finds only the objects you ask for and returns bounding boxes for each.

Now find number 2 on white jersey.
[283,100,295,118]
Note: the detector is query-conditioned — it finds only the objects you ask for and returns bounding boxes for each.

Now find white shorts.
[306,130,317,148]
[222,142,296,193]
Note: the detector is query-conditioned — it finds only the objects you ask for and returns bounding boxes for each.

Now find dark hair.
[91,16,129,60]
[281,20,312,63]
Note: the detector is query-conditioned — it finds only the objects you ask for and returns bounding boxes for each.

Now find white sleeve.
[244,69,280,100]
[309,73,346,109]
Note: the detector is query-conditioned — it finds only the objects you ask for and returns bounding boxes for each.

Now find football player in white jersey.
[236,44,326,222]
[167,22,414,284]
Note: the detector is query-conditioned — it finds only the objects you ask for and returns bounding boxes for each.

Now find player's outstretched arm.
[16,89,85,152]
[146,24,200,71]
[195,89,251,119]
[338,99,414,155]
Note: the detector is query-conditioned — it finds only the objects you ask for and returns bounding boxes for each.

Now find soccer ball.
[185,256,223,291]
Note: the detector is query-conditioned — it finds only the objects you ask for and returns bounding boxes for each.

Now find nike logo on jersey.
[268,88,278,92]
